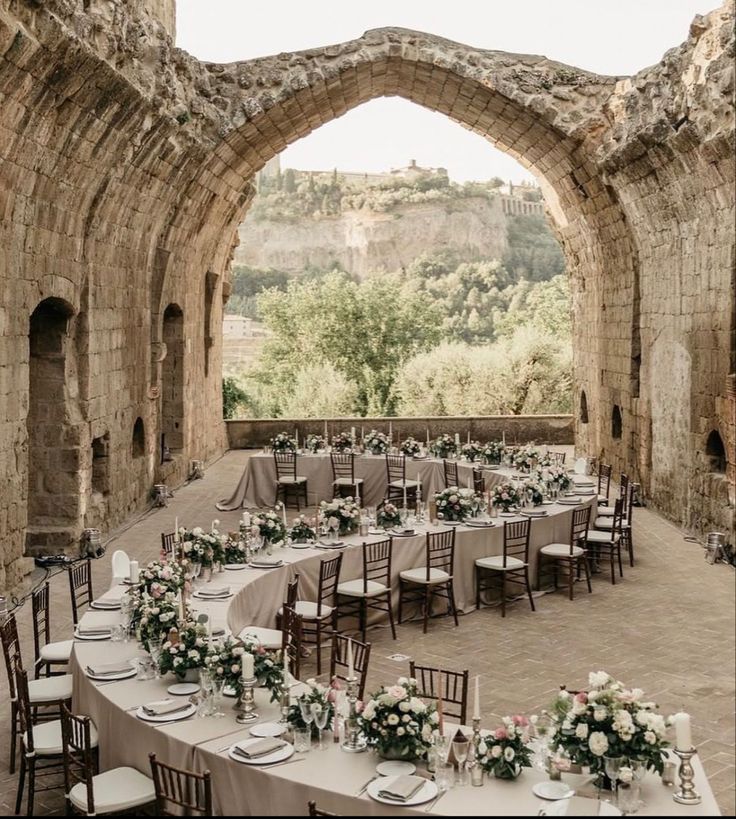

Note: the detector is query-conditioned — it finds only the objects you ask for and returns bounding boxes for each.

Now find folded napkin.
[523,509,547,516]
[317,541,345,548]
[197,587,231,598]
[87,661,132,677]
[250,557,283,567]
[392,529,415,536]
[142,700,192,717]
[233,738,286,759]
[77,626,112,636]
[377,775,424,802]
[92,599,120,609]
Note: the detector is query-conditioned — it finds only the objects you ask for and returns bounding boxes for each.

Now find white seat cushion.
[278,601,333,620]
[24,719,98,756]
[333,477,364,486]
[239,626,282,649]
[39,640,74,664]
[389,479,418,489]
[475,555,526,571]
[597,505,615,516]
[69,767,155,814]
[337,579,388,598]
[586,530,620,544]
[399,567,451,585]
[540,543,585,558]
[277,476,307,484]
[595,517,614,529]
[28,674,73,704]
[597,495,609,504]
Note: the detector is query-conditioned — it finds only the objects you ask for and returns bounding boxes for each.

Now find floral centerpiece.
[180,524,226,568]
[364,429,390,455]
[544,464,572,491]
[400,437,422,456]
[478,715,534,779]
[136,559,188,598]
[331,431,354,452]
[223,536,248,564]
[460,441,483,462]
[376,501,402,529]
[523,478,545,506]
[251,507,288,547]
[549,671,670,779]
[270,432,297,452]
[305,433,326,453]
[319,497,360,535]
[205,637,283,701]
[430,434,456,459]
[513,445,542,472]
[491,481,522,512]
[360,677,437,760]
[159,618,210,679]
[289,515,316,543]
[286,678,335,738]
[434,486,478,521]
[482,441,506,464]
[135,591,182,651]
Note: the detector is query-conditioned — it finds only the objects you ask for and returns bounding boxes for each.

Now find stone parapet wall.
[226,416,574,450]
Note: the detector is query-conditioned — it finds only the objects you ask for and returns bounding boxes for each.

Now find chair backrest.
[68,560,93,626]
[274,451,297,480]
[548,451,566,466]
[31,582,52,665]
[597,463,612,500]
[161,532,178,561]
[149,753,212,817]
[331,452,355,482]
[285,573,300,609]
[618,473,631,518]
[308,802,337,817]
[316,554,343,616]
[362,538,392,591]
[626,483,637,527]
[503,518,531,567]
[443,460,458,489]
[472,468,485,494]
[1,613,22,701]
[330,633,371,701]
[608,497,624,541]
[60,705,98,816]
[111,549,130,580]
[570,506,592,554]
[385,454,406,484]
[409,661,469,724]
[14,663,35,755]
[425,529,455,580]
[281,604,303,681]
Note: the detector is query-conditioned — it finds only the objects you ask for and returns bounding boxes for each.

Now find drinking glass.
[435,762,455,792]
[617,783,641,815]
[110,624,125,643]
[119,598,133,643]
[604,756,623,798]
[433,732,451,765]
[452,738,469,786]
[293,728,311,753]
[192,562,202,590]
[148,636,163,680]
[210,676,226,718]
[198,668,214,717]
[311,702,329,750]
[299,699,315,744]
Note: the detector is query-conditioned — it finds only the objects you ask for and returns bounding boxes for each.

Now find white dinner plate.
[441,521,462,526]
[557,498,582,505]
[87,668,136,682]
[522,511,549,518]
[90,600,121,611]
[482,464,500,470]
[224,564,248,570]
[367,775,437,806]
[136,702,197,723]
[74,630,112,641]
[249,721,286,738]
[499,512,517,518]
[167,682,200,696]
[375,760,416,777]
[289,542,314,549]
[193,591,233,600]
[532,780,576,801]
[228,738,294,765]
[542,500,555,505]
[391,529,416,537]
[249,561,284,569]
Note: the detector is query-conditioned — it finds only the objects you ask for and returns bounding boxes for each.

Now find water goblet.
[433,731,451,766]
[210,675,226,718]
[198,668,214,717]
[299,698,315,746]
[311,702,329,750]
[452,738,470,786]
[147,636,163,680]
[617,782,641,815]
[603,756,624,803]
[293,728,311,753]
[435,761,455,792]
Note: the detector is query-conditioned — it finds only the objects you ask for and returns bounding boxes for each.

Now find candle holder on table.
[278,682,290,724]
[235,676,258,724]
[672,748,701,805]
[341,677,366,753]
[470,717,485,786]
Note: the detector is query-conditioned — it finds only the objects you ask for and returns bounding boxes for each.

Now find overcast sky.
[177,1,713,182]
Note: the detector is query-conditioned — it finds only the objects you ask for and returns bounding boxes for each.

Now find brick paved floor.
[1,449,733,815]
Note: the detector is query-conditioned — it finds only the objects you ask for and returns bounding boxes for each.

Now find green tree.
[222,376,249,419]
[282,168,296,193]
[503,214,565,282]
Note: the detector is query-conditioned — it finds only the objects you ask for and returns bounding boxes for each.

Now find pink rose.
[387,685,407,700]
[513,715,529,726]
[575,692,588,704]
[495,728,508,740]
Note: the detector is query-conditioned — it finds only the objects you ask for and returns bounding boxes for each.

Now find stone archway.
[26,298,84,554]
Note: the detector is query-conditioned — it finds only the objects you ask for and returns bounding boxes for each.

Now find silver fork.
[424,790,447,812]
[355,774,379,796]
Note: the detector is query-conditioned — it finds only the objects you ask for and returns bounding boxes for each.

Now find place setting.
[85,660,137,682]
[192,586,234,601]
[135,698,199,724]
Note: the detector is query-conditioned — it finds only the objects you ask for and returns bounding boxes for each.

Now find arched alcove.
[132,417,146,459]
[162,304,185,456]
[580,391,589,424]
[611,405,623,440]
[705,429,726,473]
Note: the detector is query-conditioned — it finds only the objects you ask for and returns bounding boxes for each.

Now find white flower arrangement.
[376,501,402,529]
[513,445,542,472]
[522,477,545,506]
[319,496,360,535]
[491,481,522,512]
[136,559,188,598]
[481,440,506,464]
[434,486,479,521]
[134,590,182,650]
[180,524,226,567]
[305,433,326,453]
[158,618,209,678]
[478,715,534,779]
[429,434,456,459]
[364,429,390,455]
[251,507,287,546]
[331,431,355,452]
[542,464,572,491]
[460,441,483,462]
[399,437,422,456]
[270,432,297,452]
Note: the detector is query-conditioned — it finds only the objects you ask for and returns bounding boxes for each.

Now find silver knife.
[356,774,379,796]
[424,789,448,812]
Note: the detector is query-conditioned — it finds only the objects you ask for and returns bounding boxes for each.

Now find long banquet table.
[71,567,722,816]
[217,452,507,511]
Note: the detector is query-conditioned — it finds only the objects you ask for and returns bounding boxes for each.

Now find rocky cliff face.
[235,196,508,276]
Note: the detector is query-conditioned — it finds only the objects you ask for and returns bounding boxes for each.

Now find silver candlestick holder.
[341,676,367,753]
[470,717,485,786]
[673,748,701,805]
[235,676,258,724]
[279,683,290,724]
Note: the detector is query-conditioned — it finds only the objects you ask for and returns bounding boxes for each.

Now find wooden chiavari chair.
[547,451,566,466]
[473,468,485,494]
[281,604,303,680]
[539,506,592,600]
[409,662,469,725]
[149,753,212,816]
[330,452,363,500]
[330,633,371,701]
[335,538,396,641]
[67,560,93,626]
[398,530,459,633]
[385,454,418,504]
[274,451,308,510]
[475,518,535,616]
[596,479,636,566]
[243,573,300,648]
[308,802,338,817]
[161,532,178,561]
[586,497,625,584]
[443,459,458,489]
[597,463,612,505]
[597,472,628,517]
[31,582,73,677]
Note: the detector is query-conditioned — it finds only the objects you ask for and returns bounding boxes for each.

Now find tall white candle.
[502,430,506,446]
[207,616,213,646]
[129,560,139,584]
[282,503,288,528]
[674,712,693,750]
[178,592,185,622]
[403,485,408,509]
[283,648,289,684]
[243,511,251,528]
[455,433,460,448]
[347,638,354,679]
[361,426,365,441]
[211,520,216,532]
[324,419,328,439]
[243,652,255,680]
[473,675,481,720]
[467,431,471,445]
[174,517,179,542]
[295,429,299,449]
[351,426,356,440]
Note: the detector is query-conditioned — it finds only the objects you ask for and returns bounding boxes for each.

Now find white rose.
[575,723,589,739]
[644,730,657,744]
[396,727,405,736]
[408,697,426,713]
[588,671,610,689]
[491,745,502,758]
[478,740,488,756]
[402,714,411,723]
[362,701,376,721]
[387,714,400,726]
[504,747,515,762]
[593,708,607,722]
[588,731,609,756]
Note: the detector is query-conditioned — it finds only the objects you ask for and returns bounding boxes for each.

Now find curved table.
[71,500,722,816]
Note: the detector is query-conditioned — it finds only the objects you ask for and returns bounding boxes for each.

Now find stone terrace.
[1,450,733,815]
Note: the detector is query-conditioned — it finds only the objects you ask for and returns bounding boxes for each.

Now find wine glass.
[191,562,202,590]
[452,738,469,786]
[299,698,315,746]
[604,756,624,803]
[148,636,163,680]
[311,702,329,750]
[210,675,226,718]
[119,597,133,643]
[198,668,214,717]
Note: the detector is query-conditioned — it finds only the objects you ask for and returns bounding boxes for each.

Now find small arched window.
[705,429,726,473]
[580,391,589,424]
[611,406,623,440]
[132,417,146,458]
